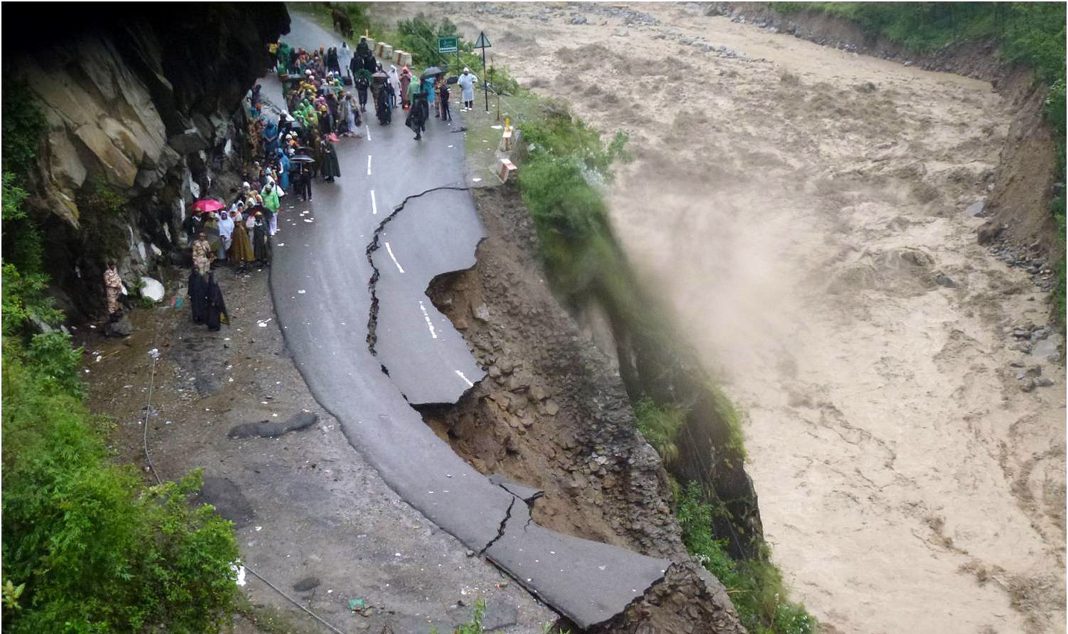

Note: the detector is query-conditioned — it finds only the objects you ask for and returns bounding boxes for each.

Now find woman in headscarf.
[320,137,341,182]
[228,209,256,271]
[252,212,271,266]
[218,209,234,262]
[103,261,123,317]
[204,272,229,332]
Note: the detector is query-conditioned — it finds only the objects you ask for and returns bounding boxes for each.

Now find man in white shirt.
[457,67,477,111]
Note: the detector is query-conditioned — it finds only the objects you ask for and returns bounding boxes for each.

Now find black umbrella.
[289,155,316,164]
[420,66,443,79]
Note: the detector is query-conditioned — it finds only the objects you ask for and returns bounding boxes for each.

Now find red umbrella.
[192,198,225,213]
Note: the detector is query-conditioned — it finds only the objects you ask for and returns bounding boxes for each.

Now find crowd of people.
[172,35,477,331]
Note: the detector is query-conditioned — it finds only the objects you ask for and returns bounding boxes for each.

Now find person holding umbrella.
[291,155,315,201]
[373,71,391,125]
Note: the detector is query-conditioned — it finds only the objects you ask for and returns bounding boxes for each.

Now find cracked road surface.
[263,13,671,629]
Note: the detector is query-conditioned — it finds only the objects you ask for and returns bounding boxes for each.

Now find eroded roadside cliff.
[424,183,747,633]
[2,3,289,319]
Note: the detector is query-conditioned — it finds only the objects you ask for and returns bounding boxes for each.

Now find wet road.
[264,13,670,628]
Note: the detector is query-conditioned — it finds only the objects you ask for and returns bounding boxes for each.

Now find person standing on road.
[262,180,281,235]
[338,42,353,82]
[388,65,400,108]
[438,78,451,122]
[218,210,234,262]
[354,70,370,112]
[204,272,229,332]
[406,78,428,140]
[295,162,313,202]
[228,210,255,271]
[252,212,271,267]
[320,137,341,182]
[399,66,412,109]
[458,67,477,111]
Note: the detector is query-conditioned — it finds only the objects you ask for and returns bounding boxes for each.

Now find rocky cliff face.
[2,4,289,317]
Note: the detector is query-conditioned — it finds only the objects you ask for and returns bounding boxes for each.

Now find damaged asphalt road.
[267,13,671,629]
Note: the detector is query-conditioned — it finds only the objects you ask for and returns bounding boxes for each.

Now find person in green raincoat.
[261,180,281,235]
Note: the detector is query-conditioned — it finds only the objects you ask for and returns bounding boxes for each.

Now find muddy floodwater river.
[381,3,1066,632]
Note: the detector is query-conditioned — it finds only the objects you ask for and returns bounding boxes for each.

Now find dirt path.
[379,3,1066,632]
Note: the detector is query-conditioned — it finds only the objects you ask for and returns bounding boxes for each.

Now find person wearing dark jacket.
[353,71,369,112]
[320,139,341,181]
[188,269,208,324]
[438,79,451,122]
[204,272,229,331]
[252,212,272,266]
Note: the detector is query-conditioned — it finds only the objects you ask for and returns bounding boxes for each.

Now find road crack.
[365,185,472,355]
[480,495,516,556]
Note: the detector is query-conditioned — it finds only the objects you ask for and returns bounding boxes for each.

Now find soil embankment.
[388,3,1065,632]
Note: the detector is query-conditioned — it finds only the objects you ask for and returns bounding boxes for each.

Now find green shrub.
[1,263,60,336]
[26,331,84,399]
[1,80,46,177]
[634,398,687,463]
[2,337,239,632]
[676,483,815,634]
[454,598,486,634]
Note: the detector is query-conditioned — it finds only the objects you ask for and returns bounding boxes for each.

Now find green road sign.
[438,36,458,53]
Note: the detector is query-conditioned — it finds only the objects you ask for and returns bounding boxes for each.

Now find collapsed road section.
[267,14,675,627]
[365,186,486,405]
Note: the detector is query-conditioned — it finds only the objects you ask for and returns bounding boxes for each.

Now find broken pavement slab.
[486,501,671,629]
[368,187,487,405]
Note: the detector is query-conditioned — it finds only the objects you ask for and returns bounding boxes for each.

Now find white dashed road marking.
[418,301,438,339]
[455,370,474,387]
[367,154,372,176]
[371,189,378,215]
[385,242,405,273]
